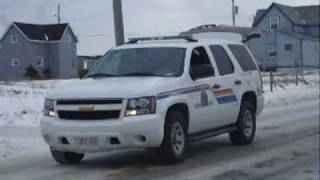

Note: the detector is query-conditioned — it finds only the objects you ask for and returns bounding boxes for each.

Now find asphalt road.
[0,99,319,180]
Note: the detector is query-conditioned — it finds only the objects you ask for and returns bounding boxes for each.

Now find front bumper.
[40,114,164,153]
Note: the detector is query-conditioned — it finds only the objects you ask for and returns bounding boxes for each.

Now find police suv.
[41,34,264,164]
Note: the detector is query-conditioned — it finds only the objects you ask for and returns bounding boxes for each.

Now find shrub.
[24,65,42,80]
[43,67,53,79]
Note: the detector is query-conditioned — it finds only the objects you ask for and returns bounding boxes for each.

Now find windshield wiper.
[120,72,161,77]
[86,73,120,78]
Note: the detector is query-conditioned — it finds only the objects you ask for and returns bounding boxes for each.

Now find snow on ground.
[262,71,319,108]
[0,71,319,160]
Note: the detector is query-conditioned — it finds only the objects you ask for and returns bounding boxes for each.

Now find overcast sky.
[0,0,319,55]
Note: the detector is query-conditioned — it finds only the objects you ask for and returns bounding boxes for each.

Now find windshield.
[86,47,186,78]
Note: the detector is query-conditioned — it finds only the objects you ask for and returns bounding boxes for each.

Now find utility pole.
[232,0,235,26]
[56,4,61,24]
[113,0,125,46]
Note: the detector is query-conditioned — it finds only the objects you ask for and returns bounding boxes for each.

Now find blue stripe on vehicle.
[157,85,210,100]
[216,95,237,104]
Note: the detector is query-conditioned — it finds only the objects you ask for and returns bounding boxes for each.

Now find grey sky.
[0,0,319,55]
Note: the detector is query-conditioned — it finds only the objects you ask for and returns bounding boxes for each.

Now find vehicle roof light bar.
[127,35,198,44]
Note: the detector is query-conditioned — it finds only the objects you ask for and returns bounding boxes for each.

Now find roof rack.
[191,24,217,30]
[127,35,198,44]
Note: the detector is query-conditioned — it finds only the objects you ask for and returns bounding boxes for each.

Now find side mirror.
[191,64,215,80]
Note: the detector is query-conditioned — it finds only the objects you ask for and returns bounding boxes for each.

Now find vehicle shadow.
[72,135,234,170]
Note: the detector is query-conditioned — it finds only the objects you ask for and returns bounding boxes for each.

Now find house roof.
[13,22,69,41]
[78,55,102,61]
[253,3,320,27]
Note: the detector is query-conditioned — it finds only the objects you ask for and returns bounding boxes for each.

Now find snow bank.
[0,80,75,126]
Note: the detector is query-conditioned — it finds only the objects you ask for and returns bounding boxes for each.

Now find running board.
[188,124,237,142]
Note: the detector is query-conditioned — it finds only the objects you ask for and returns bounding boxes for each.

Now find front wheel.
[50,149,84,164]
[160,111,187,164]
[229,101,256,145]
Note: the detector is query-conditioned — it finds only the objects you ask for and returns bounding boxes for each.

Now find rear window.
[228,45,257,71]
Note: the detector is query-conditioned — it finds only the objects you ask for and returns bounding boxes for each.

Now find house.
[77,55,101,77]
[0,22,78,80]
[247,3,320,70]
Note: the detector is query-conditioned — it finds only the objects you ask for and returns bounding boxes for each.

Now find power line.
[77,34,111,37]
[64,17,112,21]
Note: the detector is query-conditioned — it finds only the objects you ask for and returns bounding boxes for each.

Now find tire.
[50,149,84,164]
[229,101,256,145]
[160,110,187,164]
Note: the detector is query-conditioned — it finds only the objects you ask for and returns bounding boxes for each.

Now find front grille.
[58,110,120,120]
[57,99,122,105]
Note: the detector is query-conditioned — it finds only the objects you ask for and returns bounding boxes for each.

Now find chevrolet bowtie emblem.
[79,105,94,112]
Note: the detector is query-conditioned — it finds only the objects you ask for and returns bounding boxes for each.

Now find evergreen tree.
[24,65,41,80]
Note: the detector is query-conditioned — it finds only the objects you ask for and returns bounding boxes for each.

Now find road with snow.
[0,97,319,180]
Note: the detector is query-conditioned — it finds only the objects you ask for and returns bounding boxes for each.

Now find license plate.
[74,137,98,146]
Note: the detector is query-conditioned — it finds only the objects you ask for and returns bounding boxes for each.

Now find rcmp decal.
[212,88,237,104]
[157,85,237,105]
[194,91,213,109]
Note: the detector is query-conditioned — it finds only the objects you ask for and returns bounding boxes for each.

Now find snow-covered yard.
[0,71,319,160]
[0,80,73,126]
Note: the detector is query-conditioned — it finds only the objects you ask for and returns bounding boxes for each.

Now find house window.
[285,44,293,51]
[267,44,277,58]
[36,57,44,67]
[11,58,20,67]
[269,16,280,31]
[83,60,88,69]
[11,32,18,44]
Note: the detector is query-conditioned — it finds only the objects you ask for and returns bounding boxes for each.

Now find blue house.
[0,22,78,80]
[247,3,320,70]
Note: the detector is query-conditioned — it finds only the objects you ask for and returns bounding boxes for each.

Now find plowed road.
[0,99,319,180]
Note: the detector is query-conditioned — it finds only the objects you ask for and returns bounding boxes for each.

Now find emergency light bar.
[127,35,198,44]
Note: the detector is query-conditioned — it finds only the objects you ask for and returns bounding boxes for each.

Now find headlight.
[125,96,156,116]
[43,99,56,117]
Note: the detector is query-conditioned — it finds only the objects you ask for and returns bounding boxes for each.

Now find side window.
[228,45,258,71]
[35,57,44,67]
[11,32,18,44]
[11,58,20,67]
[269,16,280,31]
[267,44,277,58]
[83,60,88,70]
[189,47,215,80]
[209,45,234,76]
[284,44,293,51]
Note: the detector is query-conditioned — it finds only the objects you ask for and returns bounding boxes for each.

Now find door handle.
[235,80,242,85]
[212,84,221,89]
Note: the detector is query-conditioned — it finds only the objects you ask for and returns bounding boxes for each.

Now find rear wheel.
[160,110,187,164]
[50,149,84,164]
[229,101,256,145]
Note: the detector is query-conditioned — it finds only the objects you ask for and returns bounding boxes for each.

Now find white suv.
[41,34,264,164]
